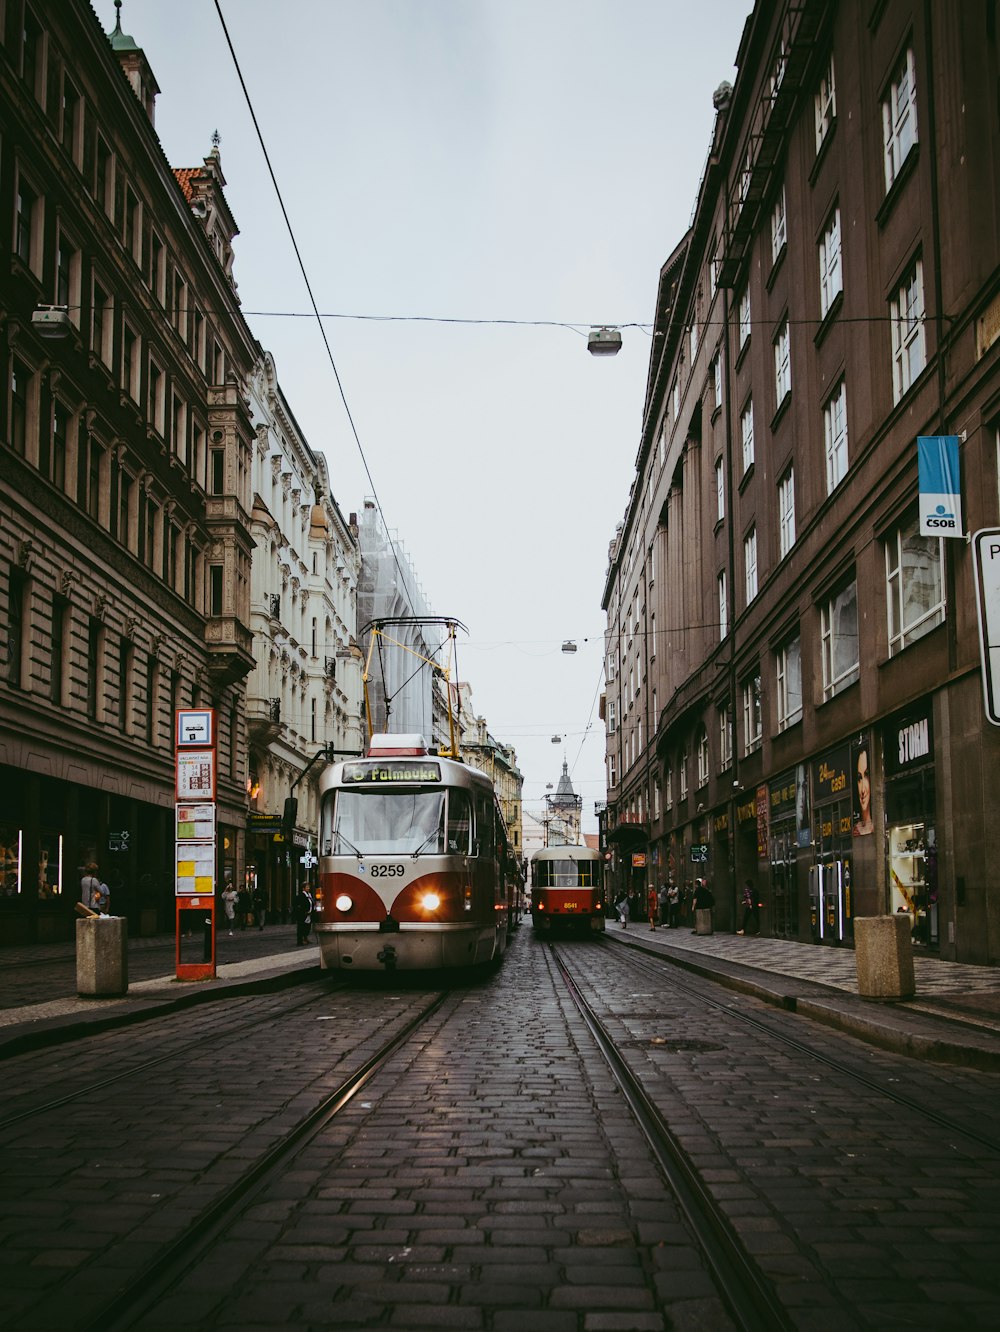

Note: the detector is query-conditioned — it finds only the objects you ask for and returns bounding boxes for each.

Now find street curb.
[0,962,324,1061]
[608,931,1000,1072]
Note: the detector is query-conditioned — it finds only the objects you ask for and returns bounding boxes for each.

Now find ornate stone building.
[245,352,362,918]
[0,0,256,939]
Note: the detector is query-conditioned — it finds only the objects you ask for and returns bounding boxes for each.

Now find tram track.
[76,988,450,1332]
[0,981,348,1133]
[550,943,796,1332]
[601,935,1000,1156]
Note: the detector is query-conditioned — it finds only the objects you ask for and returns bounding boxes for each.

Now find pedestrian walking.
[647,884,659,930]
[252,884,267,931]
[221,883,237,935]
[737,879,756,935]
[667,882,680,928]
[236,884,251,931]
[294,883,313,945]
[615,894,630,929]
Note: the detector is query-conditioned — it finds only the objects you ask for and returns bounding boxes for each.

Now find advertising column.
[175,709,217,980]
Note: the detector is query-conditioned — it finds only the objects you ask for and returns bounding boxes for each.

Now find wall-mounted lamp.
[587,326,622,356]
[32,305,72,339]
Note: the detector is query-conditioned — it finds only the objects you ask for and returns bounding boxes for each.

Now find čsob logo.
[926,503,957,530]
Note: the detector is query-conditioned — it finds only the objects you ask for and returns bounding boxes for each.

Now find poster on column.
[175,841,215,895]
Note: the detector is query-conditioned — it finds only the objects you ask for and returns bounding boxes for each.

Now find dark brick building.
[602,0,1000,963]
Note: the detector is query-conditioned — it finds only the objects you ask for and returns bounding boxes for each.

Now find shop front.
[809,745,853,945]
[883,702,938,948]
[768,767,806,940]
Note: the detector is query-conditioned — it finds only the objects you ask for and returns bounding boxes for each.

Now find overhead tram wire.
[213,0,411,600]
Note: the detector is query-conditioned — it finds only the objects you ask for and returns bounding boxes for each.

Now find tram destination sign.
[344,760,441,784]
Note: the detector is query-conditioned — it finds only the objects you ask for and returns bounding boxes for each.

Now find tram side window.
[476,793,495,859]
[447,790,472,853]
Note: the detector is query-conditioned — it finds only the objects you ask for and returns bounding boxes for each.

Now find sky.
[95,0,751,832]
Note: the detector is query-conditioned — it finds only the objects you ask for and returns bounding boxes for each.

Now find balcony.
[205,615,256,688]
[247,695,282,745]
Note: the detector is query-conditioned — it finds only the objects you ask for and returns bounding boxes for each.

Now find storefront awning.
[605,822,649,847]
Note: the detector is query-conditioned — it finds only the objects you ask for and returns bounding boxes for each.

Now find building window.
[9,357,34,457]
[815,53,836,152]
[41,401,69,490]
[771,185,786,262]
[820,579,859,699]
[890,259,926,403]
[774,319,791,406]
[689,321,698,364]
[7,567,27,689]
[92,278,113,365]
[742,675,762,754]
[608,753,617,789]
[124,186,142,264]
[118,635,132,732]
[739,286,751,349]
[713,351,723,412]
[78,433,103,522]
[171,394,186,462]
[885,516,945,655]
[819,206,842,318]
[679,746,688,802]
[21,5,43,97]
[95,134,114,217]
[719,704,732,769]
[55,231,80,322]
[696,729,709,787]
[122,323,140,401]
[87,615,103,720]
[118,470,133,549]
[149,232,165,304]
[664,763,673,810]
[715,457,725,522]
[744,527,758,605]
[718,571,728,641]
[741,399,754,473]
[209,564,224,616]
[776,635,802,731]
[148,359,165,435]
[883,45,917,192]
[778,467,795,558]
[671,377,679,419]
[50,594,69,705]
[14,173,40,273]
[824,379,848,493]
[607,699,616,734]
[146,654,159,746]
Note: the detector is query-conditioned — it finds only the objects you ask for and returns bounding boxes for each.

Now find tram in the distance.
[530,844,605,935]
[315,734,512,972]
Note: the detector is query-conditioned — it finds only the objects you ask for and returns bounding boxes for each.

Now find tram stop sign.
[972,528,1000,725]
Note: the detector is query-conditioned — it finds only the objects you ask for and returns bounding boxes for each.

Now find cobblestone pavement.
[561,938,1000,1329]
[3,926,999,1330]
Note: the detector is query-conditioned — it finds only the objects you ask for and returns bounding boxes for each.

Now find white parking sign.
[973,529,1000,725]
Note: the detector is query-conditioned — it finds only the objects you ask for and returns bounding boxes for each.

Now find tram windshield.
[322,787,476,857]
[533,858,600,889]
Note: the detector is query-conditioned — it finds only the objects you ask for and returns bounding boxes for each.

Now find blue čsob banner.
[918,435,963,537]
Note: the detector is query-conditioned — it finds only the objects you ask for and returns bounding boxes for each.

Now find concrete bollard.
[76,915,129,997]
[695,908,714,936]
[854,915,915,1001]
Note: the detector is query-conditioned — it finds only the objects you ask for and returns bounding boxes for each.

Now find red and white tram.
[316,735,512,972]
[530,844,606,935]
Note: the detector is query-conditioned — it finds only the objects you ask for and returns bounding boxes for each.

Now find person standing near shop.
[647,884,659,930]
[657,881,669,926]
[737,879,756,935]
[80,863,101,913]
[252,883,267,932]
[667,882,680,929]
[294,883,313,945]
[221,882,238,936]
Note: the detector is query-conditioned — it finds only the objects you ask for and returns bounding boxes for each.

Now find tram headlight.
[334,894,353,913]
[420,891,441,912]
